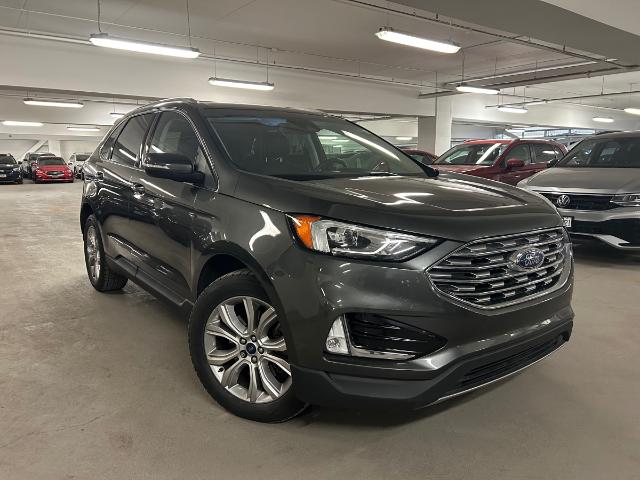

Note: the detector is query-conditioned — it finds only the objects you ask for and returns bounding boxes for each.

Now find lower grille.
[346,313,447,358]
[571,219,640,246]
[538,192,615,210]
[443,334,566,397]
[428,228,568,308]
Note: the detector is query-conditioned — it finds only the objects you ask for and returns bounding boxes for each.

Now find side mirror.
[506,158,525,169]
[144,152,203,183]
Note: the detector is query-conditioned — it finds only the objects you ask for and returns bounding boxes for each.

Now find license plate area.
[562,216,573,228]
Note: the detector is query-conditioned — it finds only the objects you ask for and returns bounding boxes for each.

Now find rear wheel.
[188,270,306,422]
[83,215,128,291]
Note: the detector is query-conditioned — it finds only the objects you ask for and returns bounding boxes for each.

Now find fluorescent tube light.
[318,136,338,140]
[592,117,614,123]
[497,105,528,114]
[24,98,84,108]
[67,126,100,132]
[208,77,274,91]
[395,136,413,141]
[525,101,546,106]
[89,33,200,58]
[375,27,460,54]
[456,85,500,95]
[2,120,43,127]
[624,108,640,115]
[110,112,126,119]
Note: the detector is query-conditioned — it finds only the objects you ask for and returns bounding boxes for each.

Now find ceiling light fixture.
[592,116,614,123]
[395,136,413,141]
[208,77,274,91]
[497,105,528,114]
[89,33,200,58]
[2,120,44,127]
[67,126,101,132]
[456,85,500,95]
[24,98,84,108]
[375,27,460,54]
[525,101,547,106]
[110,112,126,119]
[624,107,640,115]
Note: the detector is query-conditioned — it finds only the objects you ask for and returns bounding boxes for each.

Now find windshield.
[206,109,425,179]
[557,137,640,168]
[38,157,66,166]
[75,154,90,162]
[0,155,16,164]
[435,143,507,166]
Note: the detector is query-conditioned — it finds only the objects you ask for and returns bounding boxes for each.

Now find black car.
[80,99,574,422]
[0,154,22,184]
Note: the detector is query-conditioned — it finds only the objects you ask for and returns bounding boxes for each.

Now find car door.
[91,114,154,267]
[126,110,204,303]
[497,143,533,185]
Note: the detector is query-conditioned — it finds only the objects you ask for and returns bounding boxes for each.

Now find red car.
[33,156,74,183]
[433,139,567,185]
[402,148,437,165]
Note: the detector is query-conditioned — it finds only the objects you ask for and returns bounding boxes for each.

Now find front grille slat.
[539,192,615,210]
[428,228,567,308]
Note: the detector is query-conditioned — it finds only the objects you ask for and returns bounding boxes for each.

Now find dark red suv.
[434,139,567,185]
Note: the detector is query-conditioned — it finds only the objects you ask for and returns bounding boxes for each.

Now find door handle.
[131,182,145,194]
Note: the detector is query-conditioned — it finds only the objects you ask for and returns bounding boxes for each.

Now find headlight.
[611,193,640,207]
[12,167,19,172]
[288,215,439,261]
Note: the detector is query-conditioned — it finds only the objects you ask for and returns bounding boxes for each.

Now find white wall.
[0,139,98,160]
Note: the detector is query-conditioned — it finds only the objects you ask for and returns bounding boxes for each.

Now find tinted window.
[0,155,16,164]
[558,138,640,168]
[148,112,202,162]
[531,144,559,163]
[76,154,90,162]
[207,110,424,179]
[504,144,531,164]
[436,143,507,166]
[111,115,153,166]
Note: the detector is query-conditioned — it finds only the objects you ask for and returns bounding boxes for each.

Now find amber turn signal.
[289,215,321,249]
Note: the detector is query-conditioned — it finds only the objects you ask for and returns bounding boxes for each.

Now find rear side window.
[111,114,153,166]
[531,144,559,163]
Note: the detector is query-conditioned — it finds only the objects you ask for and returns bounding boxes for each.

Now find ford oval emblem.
[509,247,546,271]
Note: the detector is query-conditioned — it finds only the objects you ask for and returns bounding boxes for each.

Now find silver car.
[519,132,640,250]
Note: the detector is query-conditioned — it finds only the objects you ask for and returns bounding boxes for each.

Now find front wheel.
[188,270,307,422]
[83,215,128,291]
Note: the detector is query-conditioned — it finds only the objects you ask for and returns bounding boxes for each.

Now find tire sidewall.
[83,215,105,290]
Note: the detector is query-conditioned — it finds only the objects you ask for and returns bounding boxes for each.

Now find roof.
[130,98,327,117]
[590,130,640,139]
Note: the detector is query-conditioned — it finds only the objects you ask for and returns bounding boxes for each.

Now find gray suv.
[519,132,640,250]
[80,99,574,422]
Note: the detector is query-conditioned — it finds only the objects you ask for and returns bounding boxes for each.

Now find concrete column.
[417,97,453,155]
[47,140,61,156]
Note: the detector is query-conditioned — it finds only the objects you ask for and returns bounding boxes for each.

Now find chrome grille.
[428,228,567,309]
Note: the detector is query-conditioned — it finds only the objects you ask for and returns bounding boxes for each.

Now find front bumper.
[267,233,574,408]
[560,206,640,249]
[36,174,74,182]
[0,170,21,182]
[293,316,572,408]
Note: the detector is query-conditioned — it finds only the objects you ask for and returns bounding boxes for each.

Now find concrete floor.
[1,180,639,480]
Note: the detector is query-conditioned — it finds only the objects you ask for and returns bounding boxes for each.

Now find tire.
[17,178,23,184]
[83,215,128,292]
[188,269,307,422]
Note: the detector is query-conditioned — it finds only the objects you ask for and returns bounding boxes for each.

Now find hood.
[435,164,490,175]
[234,173,561,242]
[38,165,70,172]
[522,167,640,194]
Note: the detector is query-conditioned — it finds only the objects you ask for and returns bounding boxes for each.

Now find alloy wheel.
[204,296,291,403]
[85,226,101,282]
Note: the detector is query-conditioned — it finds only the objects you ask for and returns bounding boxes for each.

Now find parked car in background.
[79,99,574,422]
[402,148,437,165]
[519,131,640,250]
[0,154,22,184]
[68,152,92,178]
[33,156,74,183]
[434,139,567,185]
[21,152,54,179]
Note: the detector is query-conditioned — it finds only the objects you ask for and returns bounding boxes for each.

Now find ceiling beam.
[391,0,640,65]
